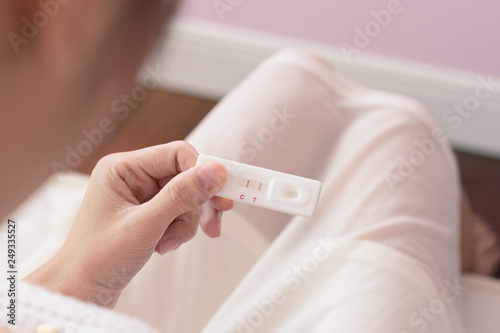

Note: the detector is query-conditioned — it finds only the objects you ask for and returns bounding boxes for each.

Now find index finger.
[120,141,199,180]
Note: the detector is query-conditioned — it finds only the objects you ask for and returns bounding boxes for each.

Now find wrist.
[24,250,121,308]
[25,251,81,298]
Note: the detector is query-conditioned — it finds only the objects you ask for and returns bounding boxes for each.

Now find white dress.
[0,50,464,332]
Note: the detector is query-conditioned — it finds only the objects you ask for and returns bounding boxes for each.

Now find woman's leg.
[199,51,463,332]
[188,50,460,282]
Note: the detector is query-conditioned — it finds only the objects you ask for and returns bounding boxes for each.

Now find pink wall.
[178,0,500,76]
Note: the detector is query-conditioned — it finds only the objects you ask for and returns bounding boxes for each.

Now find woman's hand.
[25,141,233,307]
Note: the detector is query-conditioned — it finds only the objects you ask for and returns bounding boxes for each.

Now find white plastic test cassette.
[196,154,322,217]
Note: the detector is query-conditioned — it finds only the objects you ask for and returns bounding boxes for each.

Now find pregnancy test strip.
[196,154,322,217]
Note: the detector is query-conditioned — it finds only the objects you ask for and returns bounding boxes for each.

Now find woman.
[1,0,499,332]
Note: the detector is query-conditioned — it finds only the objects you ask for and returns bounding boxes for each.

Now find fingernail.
[160,237,180,254]
[197,161,226,191]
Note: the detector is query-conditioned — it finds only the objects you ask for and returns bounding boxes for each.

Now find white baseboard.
[146,18,500,159]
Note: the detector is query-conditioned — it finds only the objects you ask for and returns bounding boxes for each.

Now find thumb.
[144,161,228,226]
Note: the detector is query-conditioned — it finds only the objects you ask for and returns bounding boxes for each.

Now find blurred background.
[181,0,500,76]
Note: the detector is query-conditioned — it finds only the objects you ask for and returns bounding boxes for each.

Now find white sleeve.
[0,279,158,333]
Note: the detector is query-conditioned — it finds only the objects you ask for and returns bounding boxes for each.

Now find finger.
[98,141,199,205]
[143,161,227,233]
[155,208,200,255]
[120,141,199,180]
[209,196,234,212]
[199,203,222,238]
